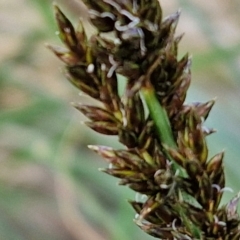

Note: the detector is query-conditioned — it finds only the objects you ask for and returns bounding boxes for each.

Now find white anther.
[135,193,140,202]
[120,10,139,24]
[220,187,234,193]
[214,215,226,227]
[115,21,129,31]
[135,193,148,202]
[154,169,164,178]
[135,213,140,219]
[212,184,221,192]
[101,63,106,71]
[114,38,121,45]
[103,0,121,11]
[212,184,234,193]
[107,65,117,78]
[107,55,118,78]
[128,18,140,28]
[218,221,227,227]
[88,9,100,18]
[87,63,95,73]
[160,183,170,189]
[202,126,210,134]
[87,145,99,151]
[172,218,177,231]
[136,28,147,56]
[100,12,116,20]
[109,54,117,65]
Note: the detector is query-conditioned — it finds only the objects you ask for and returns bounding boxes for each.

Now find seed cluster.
[49,0,240,239]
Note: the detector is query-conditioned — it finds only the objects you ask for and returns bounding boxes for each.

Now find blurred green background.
[0,0,240,239]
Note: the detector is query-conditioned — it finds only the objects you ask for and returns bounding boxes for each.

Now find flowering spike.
[50,1,240,239]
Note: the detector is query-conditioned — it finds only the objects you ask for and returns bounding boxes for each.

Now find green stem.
[141,81,185,174]
[141,82,202,238]
[141,83,176,149]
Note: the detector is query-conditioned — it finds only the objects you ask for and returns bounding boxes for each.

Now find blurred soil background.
[0,0,240,239]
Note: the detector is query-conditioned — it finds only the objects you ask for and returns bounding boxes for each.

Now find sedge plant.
[48,0,240,239]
